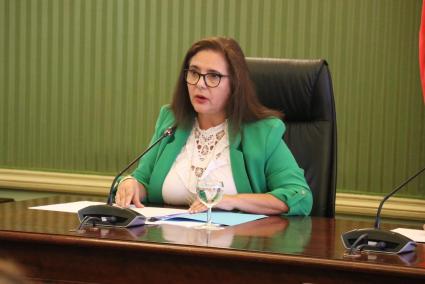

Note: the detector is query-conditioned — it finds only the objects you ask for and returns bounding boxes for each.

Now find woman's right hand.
[115,178,146,208]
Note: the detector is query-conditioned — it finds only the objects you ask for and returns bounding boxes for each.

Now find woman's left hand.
[190,194,288,215]
[189,195,234,213]
[188,199,207,213]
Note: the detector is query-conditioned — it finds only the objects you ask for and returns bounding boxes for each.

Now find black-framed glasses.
[184,69,229,88]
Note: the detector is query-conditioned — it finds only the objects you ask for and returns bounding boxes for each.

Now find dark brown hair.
[170,36,282,135]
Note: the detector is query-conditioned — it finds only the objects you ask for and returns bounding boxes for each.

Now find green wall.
[1,0,424,198]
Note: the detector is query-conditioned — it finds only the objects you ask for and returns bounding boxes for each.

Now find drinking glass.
[195,179,224,230]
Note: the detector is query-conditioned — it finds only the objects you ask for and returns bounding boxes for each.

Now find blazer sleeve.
[264,120,313,216]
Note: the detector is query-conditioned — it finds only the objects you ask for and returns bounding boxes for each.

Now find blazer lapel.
[229,128,253,194]
[148,126,191,203]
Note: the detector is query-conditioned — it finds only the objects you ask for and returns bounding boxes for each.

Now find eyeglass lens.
[185,70,221,88]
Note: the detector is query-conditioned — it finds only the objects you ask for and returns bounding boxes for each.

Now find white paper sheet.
[30,201,188,218]
[131,206,188,218]
[145,220,203,227]
[391,228,425,243]
[29,201,265,227]
[29,201,104,213]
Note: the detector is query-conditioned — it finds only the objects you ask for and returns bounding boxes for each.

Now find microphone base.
[341,228,416,254]
[77,204,146,228]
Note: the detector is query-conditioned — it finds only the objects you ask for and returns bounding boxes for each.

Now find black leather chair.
[246,58,337,217]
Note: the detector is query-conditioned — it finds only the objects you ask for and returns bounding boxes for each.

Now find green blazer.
[131,106,312,216]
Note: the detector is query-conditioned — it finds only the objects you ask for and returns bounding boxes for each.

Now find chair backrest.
[246,58,337,217]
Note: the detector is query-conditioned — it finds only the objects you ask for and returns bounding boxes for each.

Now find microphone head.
[164,126,177,137]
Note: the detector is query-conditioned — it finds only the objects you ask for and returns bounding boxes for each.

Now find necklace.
[187,120,227,193]
[191,125,225,177]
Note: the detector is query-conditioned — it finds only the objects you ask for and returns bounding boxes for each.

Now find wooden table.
[0,195,424,283]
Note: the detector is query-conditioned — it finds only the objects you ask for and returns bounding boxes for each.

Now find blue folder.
[164,211,267,226]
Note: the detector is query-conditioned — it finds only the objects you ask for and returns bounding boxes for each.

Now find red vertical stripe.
[419,0,425,103]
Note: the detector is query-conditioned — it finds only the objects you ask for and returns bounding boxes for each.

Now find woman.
[115,37,312,216]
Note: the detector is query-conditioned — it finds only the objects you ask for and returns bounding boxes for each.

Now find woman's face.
[187,50,231,122]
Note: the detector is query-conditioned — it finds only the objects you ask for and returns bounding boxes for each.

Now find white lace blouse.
[162,120,237,205]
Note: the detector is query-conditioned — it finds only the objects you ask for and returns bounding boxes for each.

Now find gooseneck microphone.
[374,166,425,230]
[341,166,425,254]
[106,126,176,205]
[77,126,176,228]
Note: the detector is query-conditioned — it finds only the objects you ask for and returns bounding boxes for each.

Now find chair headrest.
[246,58,333,122]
